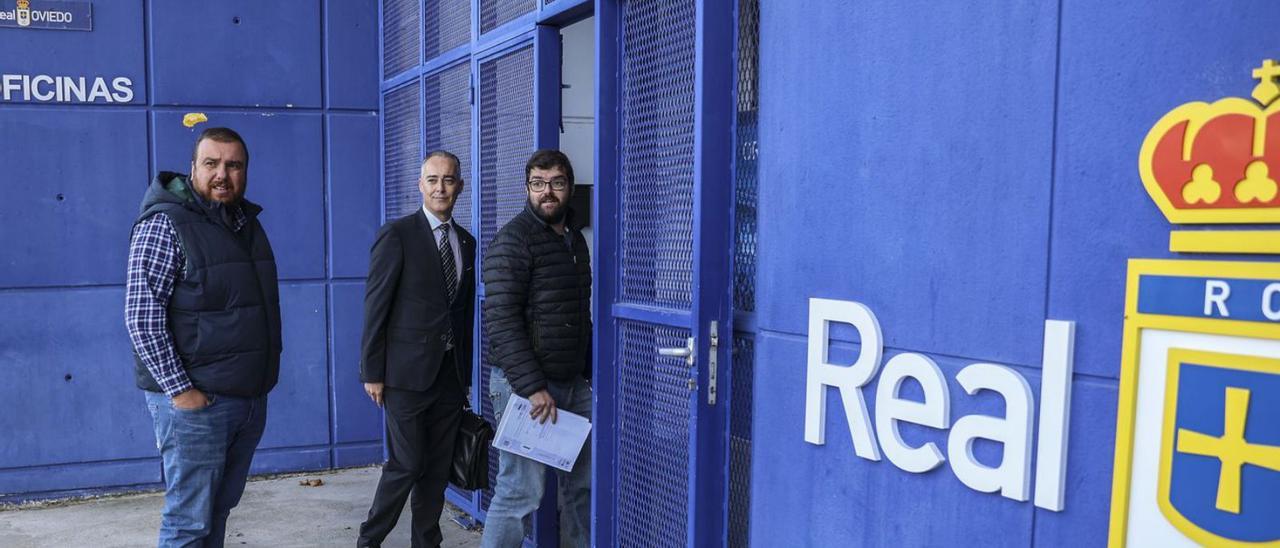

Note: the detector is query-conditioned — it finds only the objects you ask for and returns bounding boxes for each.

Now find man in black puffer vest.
[125,127,281,548]
[481,150,592,548]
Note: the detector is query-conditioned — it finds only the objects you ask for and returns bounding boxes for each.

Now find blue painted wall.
[751,1,1280,546]
[0,0,383,500]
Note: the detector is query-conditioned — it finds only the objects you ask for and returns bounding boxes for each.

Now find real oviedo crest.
[1110,61,1280,547]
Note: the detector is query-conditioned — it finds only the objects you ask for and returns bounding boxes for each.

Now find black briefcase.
[450,407,494,490]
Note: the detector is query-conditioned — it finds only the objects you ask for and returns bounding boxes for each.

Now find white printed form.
[492,395,592,472]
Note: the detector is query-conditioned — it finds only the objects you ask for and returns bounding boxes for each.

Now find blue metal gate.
[594,1,737,546]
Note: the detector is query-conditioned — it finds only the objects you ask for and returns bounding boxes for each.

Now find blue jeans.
[145,390,268,548]
[481,369,592,548]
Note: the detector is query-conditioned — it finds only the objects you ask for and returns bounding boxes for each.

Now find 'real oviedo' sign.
[803,300,1078,512]
[0,0,92,31]
[1110,60,1280,547]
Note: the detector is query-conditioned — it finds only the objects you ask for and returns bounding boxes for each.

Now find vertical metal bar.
[533,25,562,150]
[531,23,565,548]
[690,0,735,545]
[591,1,621,546]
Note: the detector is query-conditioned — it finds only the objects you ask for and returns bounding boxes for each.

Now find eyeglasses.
[527,178,569,192]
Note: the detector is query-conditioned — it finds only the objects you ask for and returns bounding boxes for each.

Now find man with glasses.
[358,151,477,548]
[481,149,593,547]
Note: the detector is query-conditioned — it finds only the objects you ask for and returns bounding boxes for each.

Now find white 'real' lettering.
[804,298,884,461]
[874,353,949,473]
[947,363,1035,502]
[1033,320,1075,511]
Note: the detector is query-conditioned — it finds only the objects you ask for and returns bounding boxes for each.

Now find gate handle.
[657,337,696,367]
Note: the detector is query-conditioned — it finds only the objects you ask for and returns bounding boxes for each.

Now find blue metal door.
[594,1,736,546]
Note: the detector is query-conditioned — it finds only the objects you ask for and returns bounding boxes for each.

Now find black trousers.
[359,353,465,548]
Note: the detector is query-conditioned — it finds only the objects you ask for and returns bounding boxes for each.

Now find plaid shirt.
[125,207,246,397]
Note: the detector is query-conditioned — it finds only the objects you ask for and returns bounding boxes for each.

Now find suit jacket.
[360,209,476,391]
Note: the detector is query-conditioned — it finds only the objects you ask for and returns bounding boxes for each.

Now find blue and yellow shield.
[1158,349,1280,546]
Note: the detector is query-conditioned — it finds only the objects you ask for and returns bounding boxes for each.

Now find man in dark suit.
[357,151,476,548]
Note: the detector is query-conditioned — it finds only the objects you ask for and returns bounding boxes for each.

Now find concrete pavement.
[0,466,483,548]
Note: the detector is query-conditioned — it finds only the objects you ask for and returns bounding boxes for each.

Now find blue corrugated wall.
[750,1,1280,546]
[0,0,384,500]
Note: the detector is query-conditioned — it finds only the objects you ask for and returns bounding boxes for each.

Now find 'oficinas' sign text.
[1,74,134,103]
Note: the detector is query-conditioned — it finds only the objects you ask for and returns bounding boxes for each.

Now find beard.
[529,194,568,224]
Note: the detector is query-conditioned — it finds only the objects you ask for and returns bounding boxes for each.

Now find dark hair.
[423,150,463,179]
[524,149,575,186]
[191,127,249,165]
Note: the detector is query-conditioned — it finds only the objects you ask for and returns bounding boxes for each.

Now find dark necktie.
[439,222,458,304]
[439,222,458,349]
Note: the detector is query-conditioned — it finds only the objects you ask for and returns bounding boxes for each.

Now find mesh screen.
[382,0,420,78]
[616,320,692,548]
[478,46,535,264]
[480,0,535,34]
[424,0,471,59]
[423,64,474,230]
[734,0,759,314]
[619,0,697,308]
[383,82,423,221]
[729,333,755,547]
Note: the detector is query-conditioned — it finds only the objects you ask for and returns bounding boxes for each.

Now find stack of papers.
[492,395,592,472]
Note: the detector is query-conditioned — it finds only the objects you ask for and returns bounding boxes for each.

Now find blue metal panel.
[149,1,322,108]
[425,0,471,60]
[0,288,156,470]
[250,447,331,475]
[150,110,327,281]
[330,282,381,446]
[480,0,535,35]
[383,81,422,220]
[325,0,380,110]
[328,113,382,279]
[422,62,473,230]
[476,43,535,263]
[749,332,1037,547]
[0,460,161,502]
[755,0,1059,369]
[0,108,148,288]
[0,0,145,104]
[259,283,330,450]
[1047,1,1280,378]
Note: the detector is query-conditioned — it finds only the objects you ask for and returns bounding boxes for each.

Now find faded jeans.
[145,391,268,548]
[481,369,592,548]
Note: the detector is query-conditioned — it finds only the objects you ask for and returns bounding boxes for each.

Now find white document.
[492,395,592,472]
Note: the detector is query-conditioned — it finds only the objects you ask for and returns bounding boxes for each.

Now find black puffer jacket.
[482,205,592,397]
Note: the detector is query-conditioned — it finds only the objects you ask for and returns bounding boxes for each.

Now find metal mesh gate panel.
[734,0,760,315]
[382,0,419,78]
[383,82,422,220]
[479,0,535,34]
[620,0,697,308]
[423,64,474,230]
[730,1,760,546]
[617,320,693,548]
[478,46,535,262]
[729,335,754,548]
[424,0,470,59]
